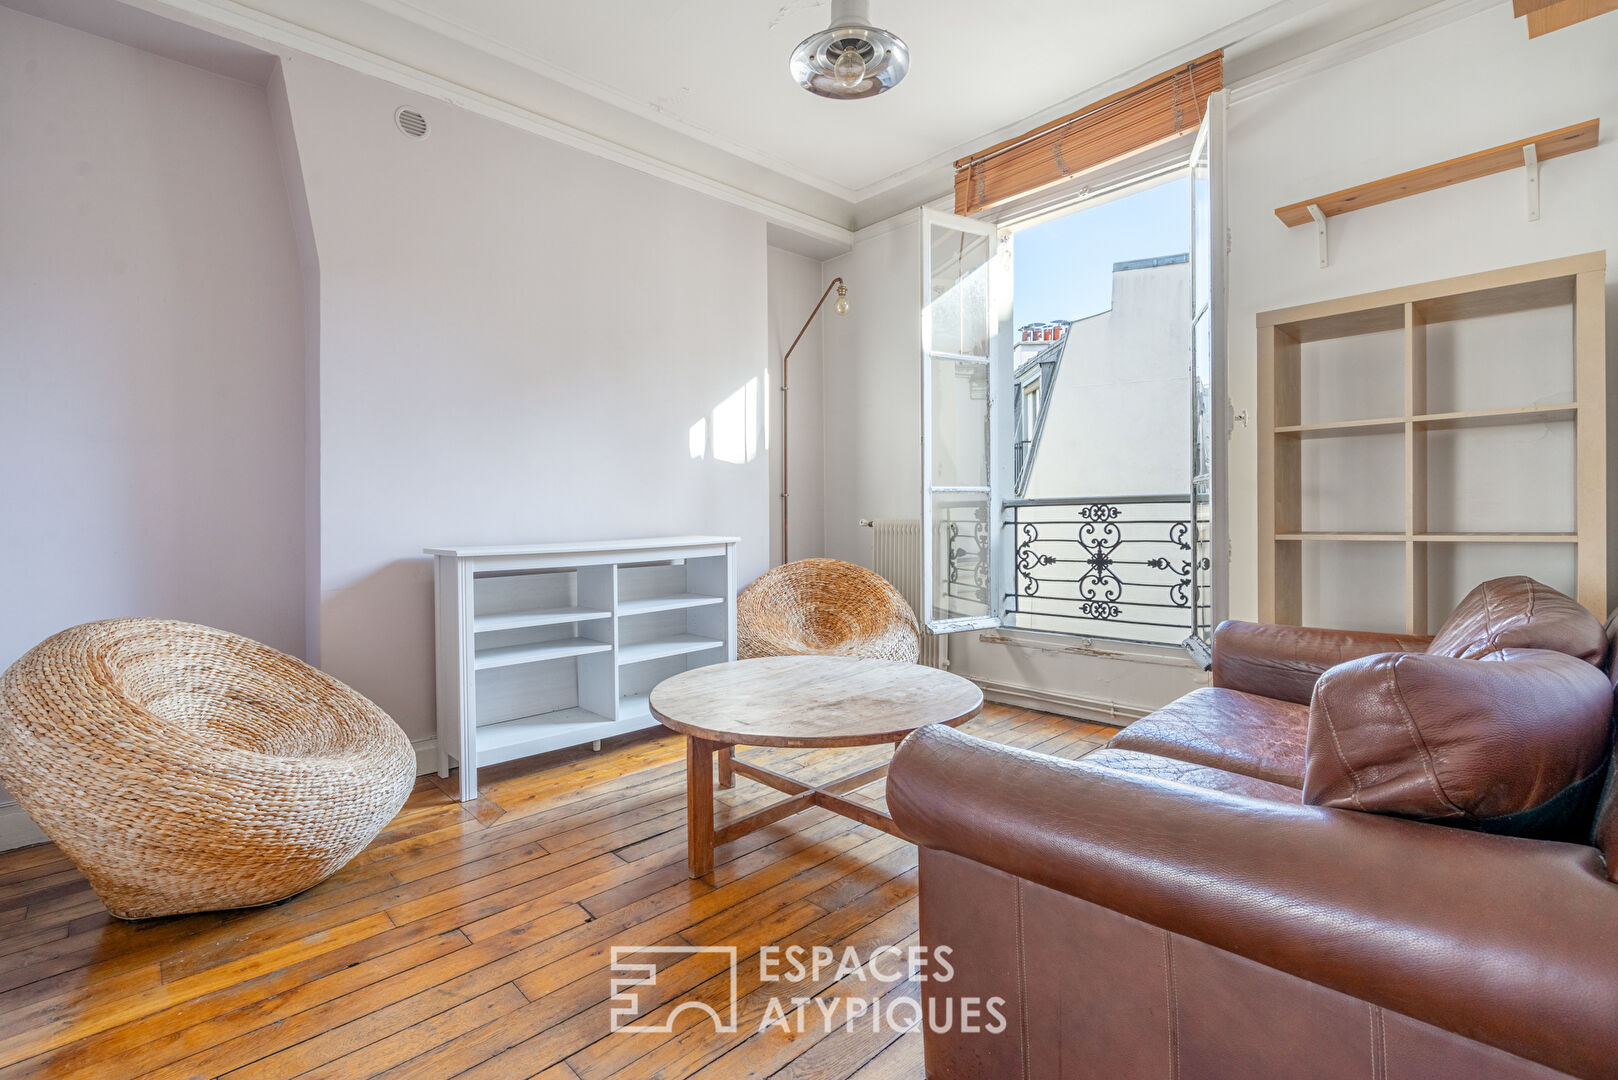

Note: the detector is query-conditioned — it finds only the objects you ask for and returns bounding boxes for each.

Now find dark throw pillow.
[1426,576,1606,666]
[1305,648,1612,840]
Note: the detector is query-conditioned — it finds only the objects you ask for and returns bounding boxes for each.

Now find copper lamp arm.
[780,276,845,566]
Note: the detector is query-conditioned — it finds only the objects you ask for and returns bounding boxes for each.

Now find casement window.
[921,83,1227,660]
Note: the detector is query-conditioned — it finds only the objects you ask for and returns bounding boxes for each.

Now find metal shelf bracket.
[1307,204,1328,268]
[1524,143,1540,221]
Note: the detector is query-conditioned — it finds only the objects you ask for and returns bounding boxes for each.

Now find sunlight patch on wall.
[711,376,760,465]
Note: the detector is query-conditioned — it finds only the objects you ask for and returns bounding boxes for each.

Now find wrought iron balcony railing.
[1003,496,1210,646]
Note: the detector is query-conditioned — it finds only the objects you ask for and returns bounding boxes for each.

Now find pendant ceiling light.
[790,0,909,100]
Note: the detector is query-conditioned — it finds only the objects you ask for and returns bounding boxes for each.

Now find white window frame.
[918,93,1229,654]
[919,208,1008,635]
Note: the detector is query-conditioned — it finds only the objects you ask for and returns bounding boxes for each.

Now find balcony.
[1001,496,1210,647]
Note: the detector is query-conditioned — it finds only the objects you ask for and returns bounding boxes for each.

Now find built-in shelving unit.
[1257,252,1606,634]
[427,536,738,801]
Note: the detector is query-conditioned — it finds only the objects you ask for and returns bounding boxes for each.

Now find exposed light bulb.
[832,44,866,88]
[833,284,850,316]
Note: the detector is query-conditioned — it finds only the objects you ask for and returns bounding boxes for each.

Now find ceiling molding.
[353,0,867,204]
[104,0,859,248]
[1227,0,1503,102]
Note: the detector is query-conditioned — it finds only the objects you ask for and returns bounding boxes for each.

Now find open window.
[920,91,1227,658]
[919,208,1006,634]
[1187,90,1227,657]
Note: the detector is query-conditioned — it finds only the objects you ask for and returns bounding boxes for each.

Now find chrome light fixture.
[790,0,909,100]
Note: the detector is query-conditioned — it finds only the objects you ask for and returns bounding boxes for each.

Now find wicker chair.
[738,558,921,663]
[0,619,415,919]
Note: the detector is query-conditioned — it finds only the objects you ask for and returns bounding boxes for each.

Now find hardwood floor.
[0,705,1115,1079]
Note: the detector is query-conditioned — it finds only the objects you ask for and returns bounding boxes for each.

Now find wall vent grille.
[394,107,428,139]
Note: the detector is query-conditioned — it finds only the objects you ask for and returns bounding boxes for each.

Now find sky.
[1012,177,1192,330]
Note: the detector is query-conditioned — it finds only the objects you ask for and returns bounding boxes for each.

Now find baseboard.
[970,677,1155,727]
[413,737,440,777]
[0,801,47,852]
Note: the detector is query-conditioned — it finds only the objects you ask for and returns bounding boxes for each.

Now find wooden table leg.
[715,746,734,789]
[686,736,720,878]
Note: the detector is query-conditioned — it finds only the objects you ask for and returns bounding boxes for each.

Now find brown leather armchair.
[890,579,1618,1080]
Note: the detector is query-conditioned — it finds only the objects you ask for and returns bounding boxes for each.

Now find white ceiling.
[350,0,1290,200]
[40,0,1467,238]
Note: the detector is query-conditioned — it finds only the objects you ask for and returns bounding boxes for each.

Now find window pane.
[930,356,990,487]
[931,494,993,622]
[1193,164,1211,318]
[1193,308,1213,485]
[929,225,991,357]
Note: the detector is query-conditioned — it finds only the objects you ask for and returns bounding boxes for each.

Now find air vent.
[394,107,428,139]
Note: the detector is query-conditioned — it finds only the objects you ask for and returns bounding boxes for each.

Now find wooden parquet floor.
[0,704,1114,1079]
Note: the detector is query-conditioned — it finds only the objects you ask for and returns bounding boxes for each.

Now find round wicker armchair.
[0,619,415,919]
[738,559,921,663]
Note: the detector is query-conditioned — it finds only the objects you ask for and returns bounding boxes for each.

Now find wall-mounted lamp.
[781,277,847,565]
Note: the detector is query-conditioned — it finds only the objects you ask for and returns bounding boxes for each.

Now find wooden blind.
[953,51,1223,216]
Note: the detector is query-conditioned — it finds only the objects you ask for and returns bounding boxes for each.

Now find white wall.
[821,212,925,566]
[1224,5,1618,622]
[767,247,826,563]
[274,55,772,746]
[0,7,305,843]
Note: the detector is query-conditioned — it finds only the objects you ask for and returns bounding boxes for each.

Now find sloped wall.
[0,6,306,845]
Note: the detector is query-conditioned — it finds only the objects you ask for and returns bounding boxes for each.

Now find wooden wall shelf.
[1256,252,1607,632]
[1516,0,1618,38]
[1274,120,1599,228]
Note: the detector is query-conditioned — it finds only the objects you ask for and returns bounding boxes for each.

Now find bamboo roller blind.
[953,51,1223,216]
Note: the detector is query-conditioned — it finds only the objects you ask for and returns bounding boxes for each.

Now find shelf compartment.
[1300,540,1408,635]
[616,593,725,617]
[474,639,612,671]
[1421,417,1575,535]
[1418,297,1574,416]
[1419,540,1579,634]
[475,708,617,768]
[617,635,725,666]
[1289,327,1407,426]
[620,693,651,720]
[1294,429,1406,535]
[474,607,610,633]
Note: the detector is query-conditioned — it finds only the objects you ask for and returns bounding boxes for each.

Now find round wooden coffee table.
[649,655,983,877]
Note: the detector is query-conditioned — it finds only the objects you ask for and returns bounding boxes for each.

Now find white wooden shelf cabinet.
[426,536,739,800]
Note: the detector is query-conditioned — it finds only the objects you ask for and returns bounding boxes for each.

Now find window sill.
[974,627,1201,669]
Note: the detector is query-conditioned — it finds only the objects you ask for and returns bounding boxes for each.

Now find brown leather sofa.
[889,577,1618,1080]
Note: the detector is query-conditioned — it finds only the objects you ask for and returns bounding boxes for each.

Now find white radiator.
[871,518,949,670]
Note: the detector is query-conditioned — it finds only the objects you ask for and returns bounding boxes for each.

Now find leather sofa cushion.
[1306,648,1612,839]
[1081,747,1301,804]
[1591,612,1618,881]
[1108,687,1308,788]
[1426,576,1606,665]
